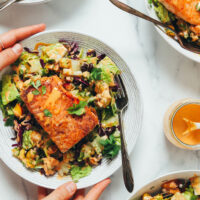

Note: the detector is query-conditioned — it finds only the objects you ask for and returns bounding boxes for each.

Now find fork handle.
[109,0,184,50]
[118,110,134,193]
[109,0,171,30]
[0,0,17,12]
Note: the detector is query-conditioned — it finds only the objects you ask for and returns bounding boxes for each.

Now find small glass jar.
[163,98,200,150]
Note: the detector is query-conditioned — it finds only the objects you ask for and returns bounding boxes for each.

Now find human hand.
[0,24,46,70]
[38,178,111,200]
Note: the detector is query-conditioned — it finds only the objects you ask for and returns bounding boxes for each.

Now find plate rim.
[0,30,143,189]
[144,0,200,63]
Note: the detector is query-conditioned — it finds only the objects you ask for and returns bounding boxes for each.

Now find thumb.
[0,43,23,71]
[43,182,77,200]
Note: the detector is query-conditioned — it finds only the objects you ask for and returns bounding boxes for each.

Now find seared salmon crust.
[21,75,99,153]
[159,0,200,26]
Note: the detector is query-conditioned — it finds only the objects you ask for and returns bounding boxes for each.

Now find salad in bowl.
[0,31,142,189]
[130,171,200,200]
[0,40,121,181]
[146,0,200,62]
[149,0,200,46]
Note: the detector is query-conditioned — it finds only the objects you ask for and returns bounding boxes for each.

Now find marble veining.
[0,0,200,199]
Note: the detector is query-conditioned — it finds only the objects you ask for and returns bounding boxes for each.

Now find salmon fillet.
[21,76,98,153]
[159,0,200,25]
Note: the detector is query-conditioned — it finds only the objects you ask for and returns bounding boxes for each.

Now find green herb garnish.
[31,80,41,90]
[44,109,52,117]
[19,69,24,75]
[32,90,40,95]
[196,2,200,11]
[67,101,87,116]
[41,86,46,95]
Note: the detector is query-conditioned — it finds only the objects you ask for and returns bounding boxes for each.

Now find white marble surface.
[0,0,200,199]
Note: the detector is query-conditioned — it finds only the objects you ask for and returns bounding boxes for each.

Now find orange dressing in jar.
[172,104,200,146]
[163,99,200,150]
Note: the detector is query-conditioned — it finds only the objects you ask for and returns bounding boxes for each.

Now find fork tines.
[115,75,127,99]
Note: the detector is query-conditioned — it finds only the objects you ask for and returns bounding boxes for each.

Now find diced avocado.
[22,130,33,150]
[1,75,19,105]
[41,43,67,63]
[97,56,120,75]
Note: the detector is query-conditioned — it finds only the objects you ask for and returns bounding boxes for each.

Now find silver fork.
[115,74,134,193]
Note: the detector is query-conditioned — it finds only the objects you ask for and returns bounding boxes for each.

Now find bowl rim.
[0,29,143,189]
[18,0,51,4]
[144,0,200,63]
[129,170,200,200]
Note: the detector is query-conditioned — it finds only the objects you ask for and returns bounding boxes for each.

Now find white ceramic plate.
[0,31,143,189]
[130,170,200,200]
[145,1,200,63]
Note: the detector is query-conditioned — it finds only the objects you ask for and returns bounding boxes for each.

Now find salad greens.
[70,165,92,182]
[99,134,120,159]
[67,101,87,116]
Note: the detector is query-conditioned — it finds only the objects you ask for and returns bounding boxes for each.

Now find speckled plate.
[129,170,200,200]
[145,0,200,63]
[0,31,143,189]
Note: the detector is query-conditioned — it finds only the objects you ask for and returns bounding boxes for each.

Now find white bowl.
[145,0,200,63]
[129,170,200,200]
[0,30,143,189]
